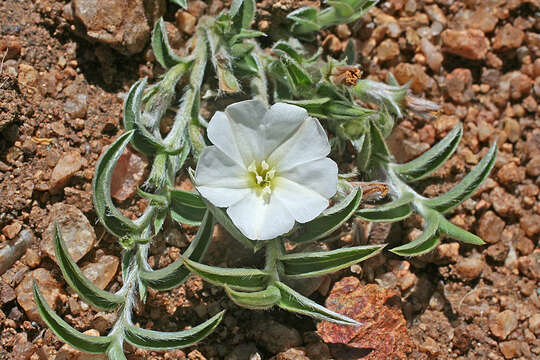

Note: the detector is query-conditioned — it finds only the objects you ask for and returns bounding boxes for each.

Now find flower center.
[248,160,277,199]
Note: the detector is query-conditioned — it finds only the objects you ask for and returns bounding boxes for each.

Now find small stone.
[486,242,509,262]
[476,211,505,244]
[0,35,21,60]
[420,38,443,72]
[529,314,540,335]
[322,34,342,53]
[252,320,302,353]
[11,332,37,360]
[273,348,309,360]
[520,214,540,237]
[335,24,351,40]
[445,68,473,104]
[21,248,41,268]
[467,7,498,33]
[318,277,412,359]
[441,29,489,60]
[110,146,148,202]
[497,163,525,186]
[499,340,522,359]
[394,63,433,93]
[49,152,83,194]
[41,203,96,264]
[493,24,524,50]
[187,0,208,18]
[500,71,533,100]
[305,342,331,360]
[176,11,197,35]
[0,282,16,304]
[376,39,400,61]
[526,155,540,177]
[17,64,39,90]
[226,343,260,360]
[455,253,484,280]
[518,253,540,280]
[490,187,521,218]
[504,118,521,143]
[81,255,119,289]
[64,94,88,119]
[490,310,518,340]
[0,229,34,276]
[72,0,151,55]
[15,268,65,322]
[2,221,22,240]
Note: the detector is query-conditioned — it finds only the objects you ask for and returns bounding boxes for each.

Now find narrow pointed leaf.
[438,215,485,245]
[123,78,166,155]
[391,210,440,256]
[422,143,497,213]
[275,282,359,325]
[152,18,184,69]
[357,125,372,171]
[356,193,413,222]
[392,124,463,182]
[140,211,214,290]
[327,1,354,17]
[107,342,127,360]
[291,186,362,243]
[170,189,206,226]
[93,131,140,238]
[54,225,123,310]
[344,39,356,65]
[124,311,224,350]
[369,118,390,159]
[183,258,270,291]
[170,0,188,10]
[33,284,111,353]
[280,245,385,278]
[225,285,281,310]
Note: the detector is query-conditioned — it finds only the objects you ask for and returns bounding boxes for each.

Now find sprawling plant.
[34,0,496,358]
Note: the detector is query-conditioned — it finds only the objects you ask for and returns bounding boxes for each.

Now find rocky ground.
[0,0,539,359]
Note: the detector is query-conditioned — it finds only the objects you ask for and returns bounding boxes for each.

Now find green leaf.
[438,215,485,245]
[273,42,304,64]
[391,210,440,256]
[230,29,264,44]
[225,285,281,310]
[169,189,206,226]
[291,186,362,243]
[280,245,385,278]
[124,311,224,350]
[107,342,127,360]
[140,211,214,290]
[169,0,188,10]
[356,194,414,222]
[182,258,270,291]
[53,225,123,310]
[275,282,359,325]
[33,283,111,353]
[92,131,140,238]
[154,207,168,235]
[122,78,167,155]
[356,124,372,171]
[392,124,463,182]
[327,1,355,17]
[152,18,184,69]
[344,39,356,65]
[422,143,497,213]
[369,118,391,160]
[287,7,320,34]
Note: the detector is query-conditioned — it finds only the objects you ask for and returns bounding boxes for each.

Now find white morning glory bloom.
[194,99,338,240]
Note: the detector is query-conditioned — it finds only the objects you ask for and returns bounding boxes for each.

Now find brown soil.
[0,0,538,359]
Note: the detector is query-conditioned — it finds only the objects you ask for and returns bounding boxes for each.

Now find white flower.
[195,99,338,240]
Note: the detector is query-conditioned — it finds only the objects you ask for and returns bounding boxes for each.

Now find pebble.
[500,71,533,100]
[525,155,540,176]
[489,310,518,340]
[41,203,96,264]
[21,248,41,268]
[493,24,524,50]
[499,340,522,359]
[441,29,489,60]
[420,38,443,72]
[15,268,65,322]
[10,332,36,360]
[486,242,509,262]
[490,187,521,218]
[322,34,342,53]
[519,214,540,237]
[49,152,83,194]
[0,282,16,305]
[0,35,21,60]
[376,38,400,61]
[455,253,484,280]
[467,7,498,33]
[518,253,540,280]
[445,68,473,104]
[272,348,309,360]
[496,163,525,186]
[81,255,119,289]
[252,319,302,353]
[335,24,351,40]
[176,10,197,35]
[64,93,88,119]
[110,145,148,202]
[225,343,260,360]
[528,314,540,335]
[394,63,433,93]
[503,118,521,143]
[1,221,22,240]
[0,229,34,276]
[71,0,152,55]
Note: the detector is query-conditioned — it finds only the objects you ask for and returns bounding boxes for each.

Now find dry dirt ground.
[0,0,539,359]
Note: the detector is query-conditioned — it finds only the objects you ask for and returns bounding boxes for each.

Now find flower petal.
[280,158,338,198]
[223,99,268,163]
[227,191,295,240]
[195,146,250,207]
[259,103,307,157]
[268,118,330,172]
[272,177,329,223]
[206,111,245,167]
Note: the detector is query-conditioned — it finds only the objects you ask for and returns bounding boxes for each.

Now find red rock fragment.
[110,146,148,202]
[317,277,412,360]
